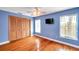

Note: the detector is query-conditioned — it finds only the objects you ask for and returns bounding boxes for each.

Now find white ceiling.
[0,7,74,17]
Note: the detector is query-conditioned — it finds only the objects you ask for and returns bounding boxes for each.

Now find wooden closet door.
[22,18,25,38]
[16,17,22,39]
[25,18,31,37]
[22,18,31,38]
[9,16,16,41]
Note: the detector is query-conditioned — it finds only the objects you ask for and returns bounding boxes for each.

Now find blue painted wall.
[34,7,79,46]
[0,10,33,43]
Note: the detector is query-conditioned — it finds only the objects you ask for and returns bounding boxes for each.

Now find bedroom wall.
[34,7,79,46]
[0,10,33,43]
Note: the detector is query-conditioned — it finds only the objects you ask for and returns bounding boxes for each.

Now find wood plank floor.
[0,36,79,51]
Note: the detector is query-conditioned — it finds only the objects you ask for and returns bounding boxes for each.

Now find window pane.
[60,14,78,40]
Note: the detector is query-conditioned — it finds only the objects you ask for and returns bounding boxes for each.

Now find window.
[60,14,78,40]
[35,19,41,33]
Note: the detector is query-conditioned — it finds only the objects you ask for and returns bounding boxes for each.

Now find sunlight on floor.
[35,39,40,51]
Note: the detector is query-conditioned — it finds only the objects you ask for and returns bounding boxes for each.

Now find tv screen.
[45,18,54,24]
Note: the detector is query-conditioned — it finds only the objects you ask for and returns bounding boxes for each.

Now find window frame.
[60,14,78,40]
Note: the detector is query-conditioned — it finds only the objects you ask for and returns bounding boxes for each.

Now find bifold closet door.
[9,16,16,41]
[21,18,26,38]
[25,18,31,37]
[22,18,31,38]
[16,17,22,39]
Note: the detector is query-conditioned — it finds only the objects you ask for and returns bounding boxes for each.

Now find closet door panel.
[22,18,25,38]
[22,18,31,38]
[9,16,16,41]
[16,17,22,39]
[25,19,31,37]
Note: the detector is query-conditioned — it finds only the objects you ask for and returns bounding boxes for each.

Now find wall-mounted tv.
[45,18,54,24]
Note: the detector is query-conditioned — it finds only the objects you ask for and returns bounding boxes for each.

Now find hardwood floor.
[0,36,79,51]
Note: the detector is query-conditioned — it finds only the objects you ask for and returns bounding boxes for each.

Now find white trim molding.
[34,34,79,48]
[0,41,10,45]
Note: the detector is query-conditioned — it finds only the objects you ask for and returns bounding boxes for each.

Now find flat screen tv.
[45,18,54,24]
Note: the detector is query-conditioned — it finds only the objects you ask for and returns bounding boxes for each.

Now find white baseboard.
[35,34,79,48]
[0,41,10,45]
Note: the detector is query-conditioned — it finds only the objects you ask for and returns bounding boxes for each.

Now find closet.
[9,16,31,41]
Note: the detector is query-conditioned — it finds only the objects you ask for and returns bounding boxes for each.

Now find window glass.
[60,14,78,40]
[35,20,41,33]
